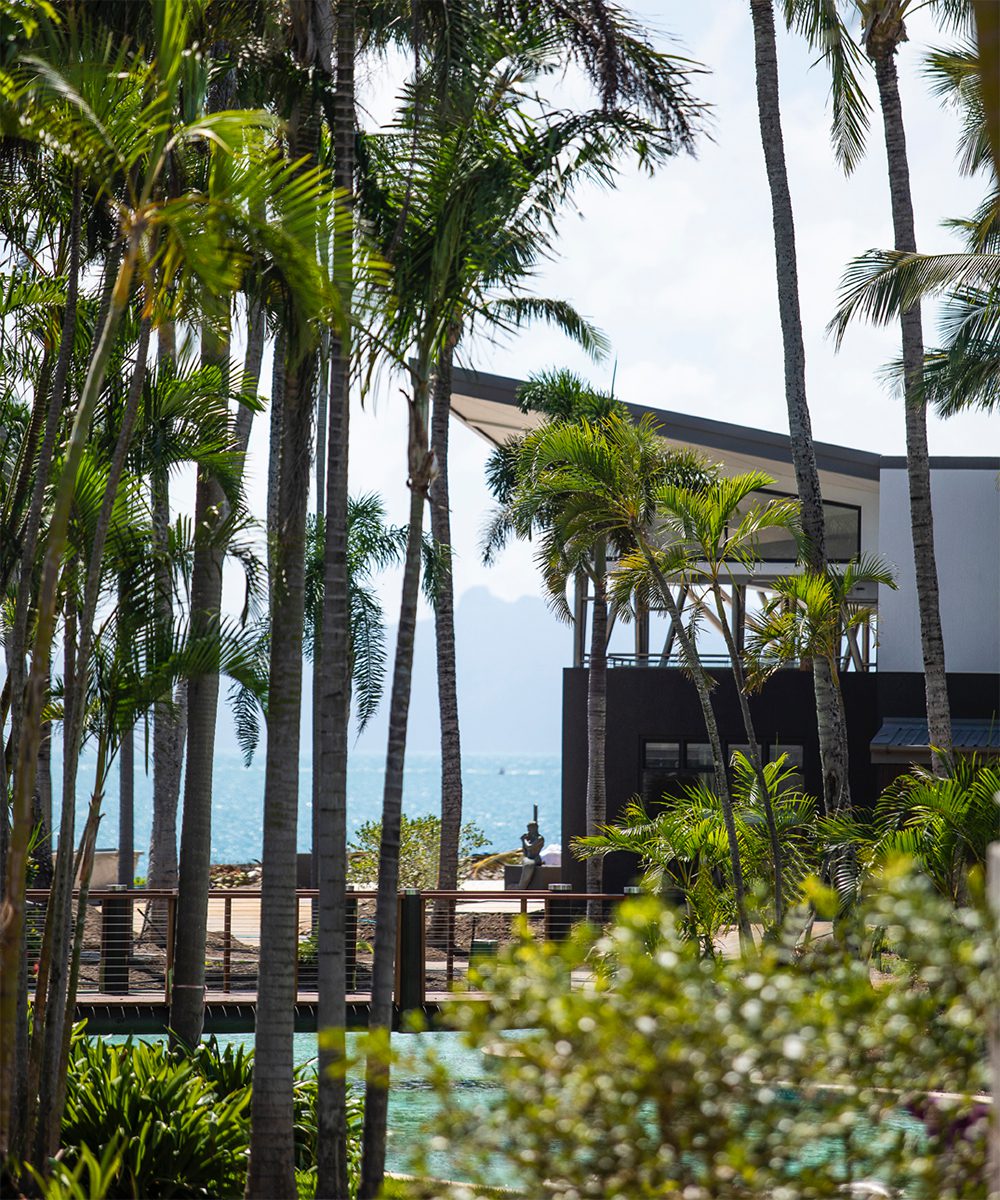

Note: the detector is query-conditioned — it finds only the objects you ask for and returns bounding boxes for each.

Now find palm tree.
[314,6,357,1194]
[483,372,624,904]
[828,40,1000,416]
[820,755,1000,905]
[749,0,856,819]
[784,0,965,769]
[745,555,897,830]
[491,412,755,945]
[356,28,704,1190]
[247,13,330,1196]
[630,470,802,921]
[423,0,706,920]
[576,753,820,952]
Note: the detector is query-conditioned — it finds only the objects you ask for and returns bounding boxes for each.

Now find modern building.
[452,368,1000,890]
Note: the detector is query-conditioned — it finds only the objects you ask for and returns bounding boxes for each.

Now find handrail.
[26,888,631,902]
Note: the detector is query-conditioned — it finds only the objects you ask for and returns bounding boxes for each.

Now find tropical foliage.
[418,871,993,1198]
[575,752,819,950]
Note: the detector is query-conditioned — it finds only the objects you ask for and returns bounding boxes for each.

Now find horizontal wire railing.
[24,887,632,1011]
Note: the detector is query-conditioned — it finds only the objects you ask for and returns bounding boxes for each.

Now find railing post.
[395,889,425,1015]
[100,886,131,995]
[223,896,232,993]
[164,892,176,1004]
[345,890,358,993]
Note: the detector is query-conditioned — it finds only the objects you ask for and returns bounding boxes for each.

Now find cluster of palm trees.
[0,0,711,1195]
[486,0,997,943]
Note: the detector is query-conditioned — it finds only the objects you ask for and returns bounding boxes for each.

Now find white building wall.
[878,466,1000,673]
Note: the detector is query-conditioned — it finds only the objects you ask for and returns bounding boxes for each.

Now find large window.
[642,739,806,803]
[735,490,860,563]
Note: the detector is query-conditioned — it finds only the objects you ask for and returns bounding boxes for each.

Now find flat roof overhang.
[870,718,1000,763]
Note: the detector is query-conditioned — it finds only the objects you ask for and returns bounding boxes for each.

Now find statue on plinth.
[517,806,545,889]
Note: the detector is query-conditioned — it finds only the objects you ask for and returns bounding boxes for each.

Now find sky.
[230,1,996,625]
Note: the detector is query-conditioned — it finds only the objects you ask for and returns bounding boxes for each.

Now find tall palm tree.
[247,3,340,1192]
[423,0,706,913]
[356,33,703,1183]
[506,414,756,946]
[315,5,357,1195]
[784,0,965,769]
[630,470,802,921]
[749,0,855,817]
[828,41,1000,416]
[483,372,622,902]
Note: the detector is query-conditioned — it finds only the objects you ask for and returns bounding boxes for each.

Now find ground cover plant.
[410,866,994,1199]
[27,1033,363,1199]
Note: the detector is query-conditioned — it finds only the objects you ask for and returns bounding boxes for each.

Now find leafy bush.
[61,1037,250,1198]
[821,754,1000,905]
[416,866,994,1199]
[58,1035,364,1198]
[575,752,819,950]
[348,814,489,890]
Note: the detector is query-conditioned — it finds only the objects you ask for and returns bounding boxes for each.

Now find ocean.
[56,749,562,866]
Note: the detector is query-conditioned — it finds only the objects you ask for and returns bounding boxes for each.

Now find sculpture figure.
[517,807,545,889]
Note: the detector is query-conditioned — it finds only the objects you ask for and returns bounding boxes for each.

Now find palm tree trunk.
[24,586,76,1158]
[235,296,267,457]
[750,0,853,815]
[585,549,608,910]
[117,726,134,888]
[869,38,952,769]
[116,568,136,892]
[35,314,150,1161]
[430,332,464,899]
[5,183,80,756]
[149,322,181,902]
[711,581,784,923]
[360,387,432,1200]
[169,322,229,1050]
[267,328,286,599]
[639,548,753,948]
[316,3,355,1193]
[246,79,321,1195]
[247,340,315,1199]
[148,681,185,898]
[1,232,139,1157]
[813,654,850,813]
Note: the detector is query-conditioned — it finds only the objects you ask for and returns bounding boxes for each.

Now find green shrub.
[348,814,489,890]
[58,1036,364,1198]
[416,865,994,1199]
[61,1038,251,1198]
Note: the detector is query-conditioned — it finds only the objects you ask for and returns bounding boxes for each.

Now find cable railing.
[24,886,630,1017]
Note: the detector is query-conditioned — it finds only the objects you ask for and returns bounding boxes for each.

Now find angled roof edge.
[452,368,998,478]
[452,367,881,480]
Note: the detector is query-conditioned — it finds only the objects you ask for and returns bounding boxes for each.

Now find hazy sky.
[233,2,996,622]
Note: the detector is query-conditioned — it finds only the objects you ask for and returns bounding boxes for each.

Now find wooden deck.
[74,990,489,1035]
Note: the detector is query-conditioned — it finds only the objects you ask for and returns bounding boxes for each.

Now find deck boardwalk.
[75,990,490,1035]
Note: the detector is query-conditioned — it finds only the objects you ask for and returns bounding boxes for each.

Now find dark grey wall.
[560,667,998,892]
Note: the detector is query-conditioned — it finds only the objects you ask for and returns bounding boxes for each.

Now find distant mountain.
[211,587,567,760]
[354,586,567,756]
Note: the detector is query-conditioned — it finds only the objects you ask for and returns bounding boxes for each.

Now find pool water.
[104,1030,516,1178]
[103,1031,932,1189]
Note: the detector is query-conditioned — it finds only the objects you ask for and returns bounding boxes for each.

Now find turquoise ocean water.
[56,750,561,866]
